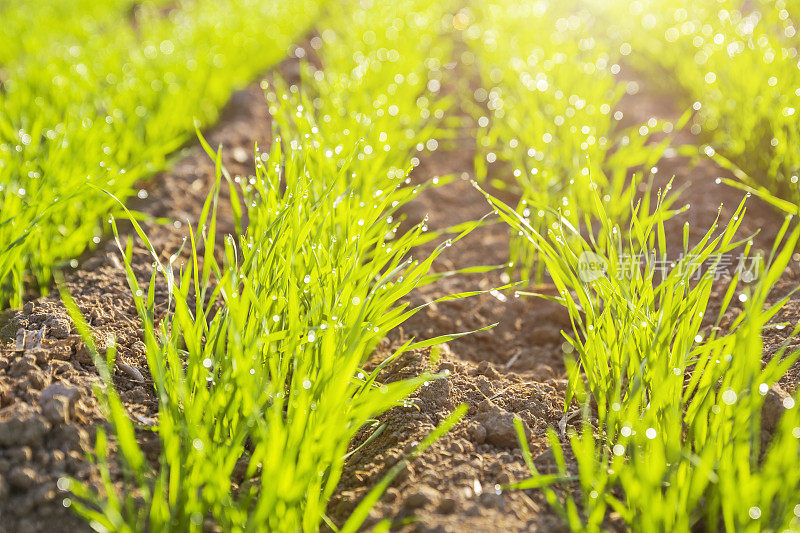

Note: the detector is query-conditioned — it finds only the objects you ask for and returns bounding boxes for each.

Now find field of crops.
[1,0,799,531]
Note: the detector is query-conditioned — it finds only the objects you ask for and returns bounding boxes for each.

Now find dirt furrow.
[329,61,800,533]
[1,31,799,533]
[0,65,285,531]
[328,52,573,530]
[620,73,800,392]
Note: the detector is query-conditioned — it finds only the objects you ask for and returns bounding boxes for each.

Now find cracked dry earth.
[2,37,800,533]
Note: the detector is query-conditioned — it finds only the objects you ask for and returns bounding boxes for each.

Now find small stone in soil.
[467,421,486,445]
[403,485,439,509]
[437,496,457,513]
[475,404,531,449]
[7,466,37,490]
[117,362,144,382]
[40,383,80,406]
[0,409,50,447]
[762,384,791,432]
[44,317,70,339]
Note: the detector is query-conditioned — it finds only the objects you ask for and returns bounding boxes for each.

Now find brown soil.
[0,66,282,532]
[1,29,798,533]
[617,74,783,252]
[328,61,800,532]
[328,349,571,532]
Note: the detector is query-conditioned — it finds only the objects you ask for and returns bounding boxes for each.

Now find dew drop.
[722,389,737,405]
